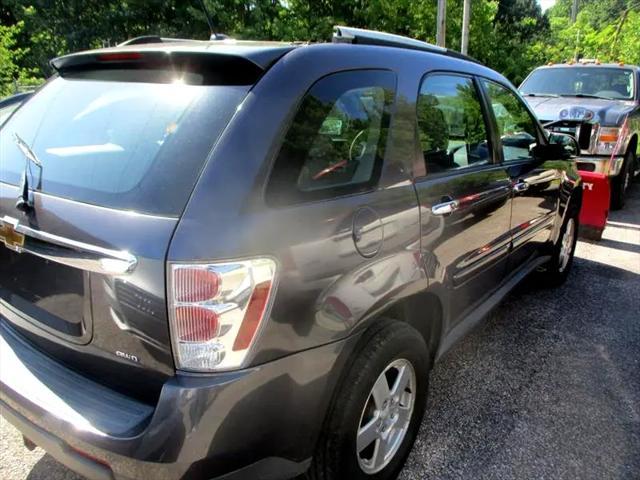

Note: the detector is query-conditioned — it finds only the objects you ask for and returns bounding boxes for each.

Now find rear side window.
[0,71,250,216]
[267,70,396,205]
[416,74,491,175]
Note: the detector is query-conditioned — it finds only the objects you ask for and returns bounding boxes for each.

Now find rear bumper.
[576,155,624,177]
[0,321,356,480]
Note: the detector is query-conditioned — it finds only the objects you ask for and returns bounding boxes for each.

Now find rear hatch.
[0,47,274,403]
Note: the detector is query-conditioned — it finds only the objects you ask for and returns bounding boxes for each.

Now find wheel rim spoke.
[357,417,379,453]
[397,404,411,426]
[390,364,411,397]
[372,433,389,470]
[371,374,391,410]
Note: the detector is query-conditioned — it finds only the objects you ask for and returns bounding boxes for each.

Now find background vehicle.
[520,61,640,209]
[0,27,581,480]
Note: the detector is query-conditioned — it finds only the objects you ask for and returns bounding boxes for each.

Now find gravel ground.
[1,188,639,480]
[400,186,640,480]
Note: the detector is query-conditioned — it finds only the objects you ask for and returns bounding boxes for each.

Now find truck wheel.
[611,150,633,210]
[310,321,430,480]
[537,208,579,287]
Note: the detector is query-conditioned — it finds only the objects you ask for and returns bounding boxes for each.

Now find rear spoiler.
[51,44,296,83]
[49,50,267,86]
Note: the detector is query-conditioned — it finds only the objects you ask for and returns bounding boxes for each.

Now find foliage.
[1,0,639,96]
[538,0,640,65]
[0,21,40,97]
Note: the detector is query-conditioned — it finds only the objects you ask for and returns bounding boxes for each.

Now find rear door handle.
[431,199,459,216]
[513,180,529,193]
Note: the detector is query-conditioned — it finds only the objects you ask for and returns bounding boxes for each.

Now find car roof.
[52,33,511,89]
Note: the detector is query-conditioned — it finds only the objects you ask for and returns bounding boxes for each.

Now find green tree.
[0,21,41,96]
[2,0,640,95]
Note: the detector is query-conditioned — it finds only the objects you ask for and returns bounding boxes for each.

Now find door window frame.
[475,76,549,166]
[412,71,500,181]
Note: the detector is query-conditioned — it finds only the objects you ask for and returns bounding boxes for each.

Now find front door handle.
[513,180,529,193]
[431,199,459,216]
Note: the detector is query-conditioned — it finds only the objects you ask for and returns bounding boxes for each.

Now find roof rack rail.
[332,26,482,65]
[117,35,199,47]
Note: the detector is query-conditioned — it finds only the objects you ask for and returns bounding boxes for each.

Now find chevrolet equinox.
[0,26,582,480]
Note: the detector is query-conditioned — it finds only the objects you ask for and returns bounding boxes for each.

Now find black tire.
[309,321,430,480]
[611,149,633,210]
[537,207,579,287]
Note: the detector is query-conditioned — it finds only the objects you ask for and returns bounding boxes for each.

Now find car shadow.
[27,454,83,480]
[401,255,639,479]
[589,237,640,254]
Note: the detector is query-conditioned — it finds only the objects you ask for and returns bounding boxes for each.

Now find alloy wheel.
[356,358,416,474]
[558,218,576,273]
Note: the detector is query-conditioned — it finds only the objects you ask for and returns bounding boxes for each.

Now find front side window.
[416,74,491,175]
[482,80,540,163]
[267,70,396,205]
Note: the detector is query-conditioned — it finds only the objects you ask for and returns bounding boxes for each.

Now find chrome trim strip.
[0,215,137,275]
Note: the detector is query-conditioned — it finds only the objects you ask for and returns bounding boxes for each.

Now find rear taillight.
[168,258,277,372]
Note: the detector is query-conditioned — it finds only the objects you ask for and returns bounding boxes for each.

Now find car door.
[479,79,561,269]
[413,73,512,324]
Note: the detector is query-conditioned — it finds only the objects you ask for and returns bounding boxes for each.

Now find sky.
[538,0,557,11]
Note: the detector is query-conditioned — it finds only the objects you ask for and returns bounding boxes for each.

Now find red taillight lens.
[175,306,219,342]
[169,259,277,372]
[173,268,220,302]
[233,281,272,351]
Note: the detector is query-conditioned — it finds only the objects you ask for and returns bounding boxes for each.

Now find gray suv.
[520,61,640,209]
[0,27,582,480]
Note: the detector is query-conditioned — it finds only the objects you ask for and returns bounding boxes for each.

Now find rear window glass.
[0,72,249,216]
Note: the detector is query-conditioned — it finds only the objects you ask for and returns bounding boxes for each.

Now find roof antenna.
[197,0,229,41]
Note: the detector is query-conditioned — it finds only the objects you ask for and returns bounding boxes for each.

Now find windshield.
[0,72,249,216]
[520,67,635,100]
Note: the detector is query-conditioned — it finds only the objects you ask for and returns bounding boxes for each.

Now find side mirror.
[550,132,579,158]
[533,133,579,161]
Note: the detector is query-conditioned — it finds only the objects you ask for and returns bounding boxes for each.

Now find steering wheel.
[348,129,368,162]
[313,129,368,181]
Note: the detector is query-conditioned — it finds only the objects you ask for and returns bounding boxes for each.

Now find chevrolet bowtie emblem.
[0,217,25,252]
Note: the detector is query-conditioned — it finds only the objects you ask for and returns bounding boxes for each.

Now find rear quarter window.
[266,70,396,205]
